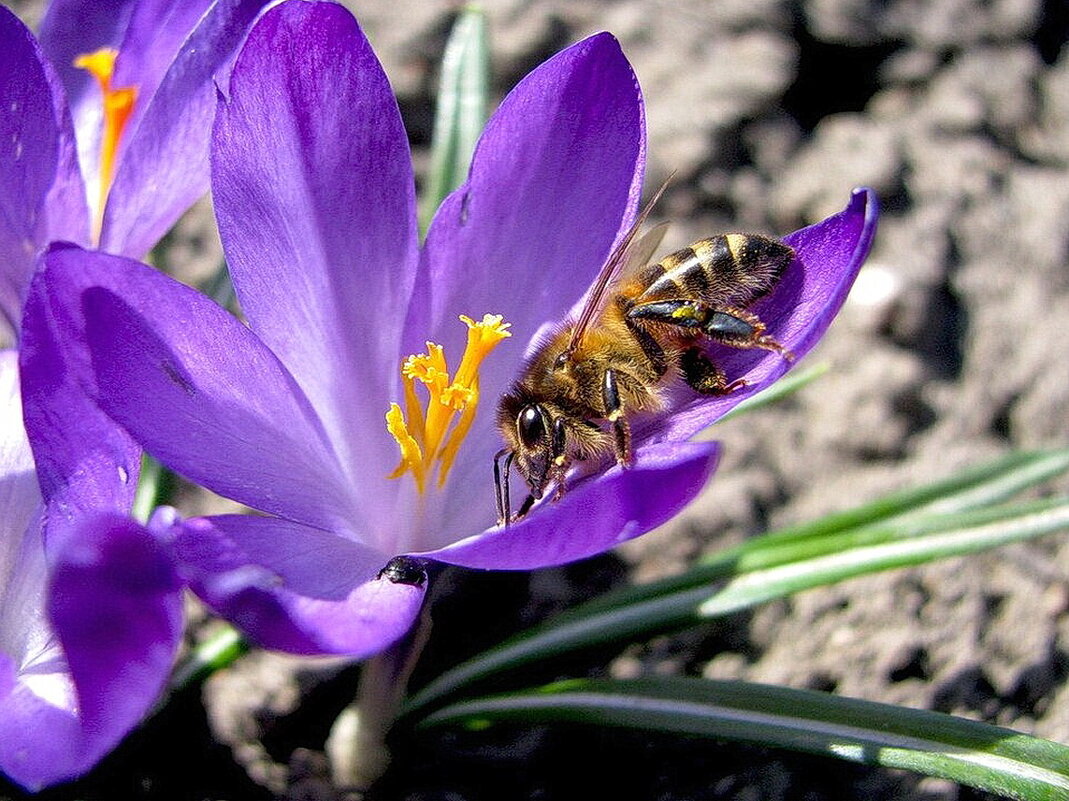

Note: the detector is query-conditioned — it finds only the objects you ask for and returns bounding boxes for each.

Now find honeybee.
[494,180,796,524]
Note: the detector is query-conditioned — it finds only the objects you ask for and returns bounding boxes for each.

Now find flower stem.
[326,601,434,791]
[132,453,176,523]
[170,623,248,691]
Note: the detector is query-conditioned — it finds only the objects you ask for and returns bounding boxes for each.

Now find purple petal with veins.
[412,28,647,545]
[101,0,271,258]
[211,0,419,533]
[172,514,425,656]
[421,441,720,569]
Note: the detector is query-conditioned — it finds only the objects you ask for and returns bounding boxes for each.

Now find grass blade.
[419,7,489,232]
[404,492,1069,717]
[698,498,1069,617]
[169,624,248,691]
[132,453,175,523]
[706,448,1069,560]
[717,362,829,423]
[420,677,1069,801]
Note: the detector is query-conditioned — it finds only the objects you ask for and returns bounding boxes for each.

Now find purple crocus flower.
[0,1,267,788]
[28,0,877,663]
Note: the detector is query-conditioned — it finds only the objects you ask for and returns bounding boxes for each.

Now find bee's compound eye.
[517,405,547,448]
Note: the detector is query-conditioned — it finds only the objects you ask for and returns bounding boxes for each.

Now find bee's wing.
[565,176,674,356]
[620,221,669,282]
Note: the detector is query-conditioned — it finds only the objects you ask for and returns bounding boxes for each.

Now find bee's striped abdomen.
[637,244,709,298]
[636,234,793,308]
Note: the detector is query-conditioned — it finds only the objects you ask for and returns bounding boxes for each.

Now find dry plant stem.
[327,600,434,791]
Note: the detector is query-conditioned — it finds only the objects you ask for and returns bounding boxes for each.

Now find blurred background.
[5,0,1069,799]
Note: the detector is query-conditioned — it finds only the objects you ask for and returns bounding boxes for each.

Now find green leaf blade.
[716,362,829,423]
[404,489,1069,717]
[705,448,1069,561]
[421,677,1069,801]
[699,497,1069,618]
[419,7,489,233]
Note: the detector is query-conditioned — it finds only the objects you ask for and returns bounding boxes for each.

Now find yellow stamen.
[73,48,138,244]
[401,369,427,450]
[386,314,511,492]
[436,377,479,484]
[441,383,475,411]
[454,315,512,387]
[386,403,426,494]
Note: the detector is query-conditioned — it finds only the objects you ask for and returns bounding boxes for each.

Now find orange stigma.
[386,314,511,493]
[74,48,138,243]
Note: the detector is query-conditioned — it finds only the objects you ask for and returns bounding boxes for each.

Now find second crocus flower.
[1,0,268,789]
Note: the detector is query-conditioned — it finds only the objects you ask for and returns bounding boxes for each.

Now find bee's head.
[515,403,554,497]
[497,393,555,498]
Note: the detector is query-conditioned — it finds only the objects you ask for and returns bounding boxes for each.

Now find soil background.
[3,0,1069,799]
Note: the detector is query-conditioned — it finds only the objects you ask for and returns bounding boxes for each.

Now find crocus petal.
[48,513,182,780]
[0,351,48,666]
[39,0,215,210]
[212,0,419,516]
[421,441,719,570]
[111,0,215,116]
[0,511,182,791]
[39,246,360,534]
[173,514,425,657]
[413,31,646,517]
[650,187,879,444]
[0,657,81,792]
[101,0,271,258]
[418,31,645,360]
[0,7,87,337]
[0,355,69,791]
[20,247,144,532]
[0,364,182,795]
[37,0,135,105]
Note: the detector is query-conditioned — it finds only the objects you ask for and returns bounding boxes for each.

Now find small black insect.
[376,556,428,587]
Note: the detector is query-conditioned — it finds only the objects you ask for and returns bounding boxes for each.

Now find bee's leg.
[549,417,571,502]
[628,300,793,360]
[515,493,537,519]
[507,423,569,522]
[494,449,514,526]
[620,299,669,378]
[703,307,794,361]
[628,299,707,331]
[680,347,747,395]
[602,368,633,466]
